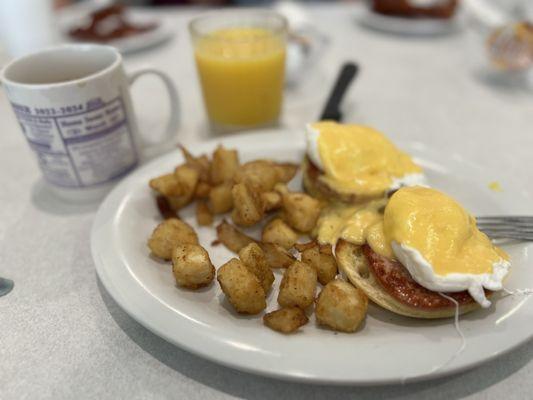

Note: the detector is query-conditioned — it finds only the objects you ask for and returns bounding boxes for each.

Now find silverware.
[319,62,359,122]
[477,216,533,241]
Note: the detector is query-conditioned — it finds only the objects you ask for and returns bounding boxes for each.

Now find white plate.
[91,129,533,385]
[63,12,174,54]
[359,8,461,36]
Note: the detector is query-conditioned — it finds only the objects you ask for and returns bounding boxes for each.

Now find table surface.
[2,3,533,399]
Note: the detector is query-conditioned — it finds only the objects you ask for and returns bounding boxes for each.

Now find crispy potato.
[155,195,179,220]
[262,218,298,250]
[148,218,199,260]
[209,183,234,214]
[179,145,210,182]
[263,307,308,334]
[282,192,321,232]
[273,162,299,183]
[294,241,317,252]
[234,160,280,192]
[259,242,295,269]
[194,181,211,199]
[196,200,213,226]
[301,245,338,285]
[172,244,215,289]
[216,220,256,253]
[231,182,264,227]
[149,173,183,197]
[238,243,274,292]
[168,165,200,210]
[316,280,368,333]
[278,261,317,309]
[261,191,282,212]
[210,145,239,184]
[217,258,266,314]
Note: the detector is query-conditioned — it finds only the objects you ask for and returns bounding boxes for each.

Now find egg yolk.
[383,187,508,276]
[313,121,422,198]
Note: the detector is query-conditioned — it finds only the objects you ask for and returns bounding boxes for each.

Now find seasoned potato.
[148,218,199,260]
[238,243,274,292]
[294,241,317,252]
[155,195,178,220]
[149,173,183,197]
[196,200,213,226]
[209,183,233,214]
[172,244,215,289]
[210,145,239,184]
[262,218,298,250]
[194,181,211,199]
[261,191,282,212]
[273,162,298,183]
[179,145,210,183]
[234,160,280,192]
[231,182,264,227]
[316,280,368,333]
[168,165,200,210]
[282,192,321,232]
[217,258,266,314]
[301,245,338,285]
[278,261,317,309]
[263,307,308,334]
[216,220,256,253]
[259,242,295,269]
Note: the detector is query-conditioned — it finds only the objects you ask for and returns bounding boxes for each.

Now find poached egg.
[306,121,425,199]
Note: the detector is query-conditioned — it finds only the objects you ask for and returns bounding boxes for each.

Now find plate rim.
[91,128,533,385]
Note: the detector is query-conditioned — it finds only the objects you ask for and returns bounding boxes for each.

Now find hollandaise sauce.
[311,121,422,198]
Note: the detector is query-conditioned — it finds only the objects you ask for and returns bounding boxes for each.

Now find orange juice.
[194,27,286,128]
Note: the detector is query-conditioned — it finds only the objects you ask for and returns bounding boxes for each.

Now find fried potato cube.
[210,145,239,184]
[209,183,234,214]
[234,160,280,192]
[231,182,264,227]
[262,218,298,250]
[273,162,298,183]
[179,145,210,183]
[196,200,213,226]
[149,173,183,197]
[316,280,368,333]
[263,307,308,334]
[238,243,275,292]
[147,218,199,260]
[172,244,215,289]
[294,241,317,252]
[261,191,282,212]
[194,181,211,199]
[282,192,321,232]
[216,220,256,253]
[259,242,296,269]
[301,245,338,285]
[168,165,200,210]
[217,258,266,314]
[278,261,317,309]
[155,195,179,220]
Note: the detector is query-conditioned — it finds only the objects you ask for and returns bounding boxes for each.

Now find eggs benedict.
[335,186,511,318]
[303,121,425,203]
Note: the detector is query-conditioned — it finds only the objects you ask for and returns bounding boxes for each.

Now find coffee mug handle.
[128,68,179,156]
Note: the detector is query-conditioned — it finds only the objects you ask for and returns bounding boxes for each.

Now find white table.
[2,3,533,399]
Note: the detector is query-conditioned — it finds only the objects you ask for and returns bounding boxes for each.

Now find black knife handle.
[319,62,359,122]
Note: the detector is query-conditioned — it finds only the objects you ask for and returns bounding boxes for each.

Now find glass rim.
[188,9,288,38]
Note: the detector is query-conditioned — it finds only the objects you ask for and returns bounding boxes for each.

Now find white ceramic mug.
[1,44,179,202]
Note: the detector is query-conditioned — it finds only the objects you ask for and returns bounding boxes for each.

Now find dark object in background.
[371,0,458,19]
[70,5,157,43]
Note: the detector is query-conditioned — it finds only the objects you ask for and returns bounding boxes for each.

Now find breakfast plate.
[91,129,533,385]
[359,7,463,36]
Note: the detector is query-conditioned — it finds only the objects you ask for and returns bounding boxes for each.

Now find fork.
[477,216,533,241]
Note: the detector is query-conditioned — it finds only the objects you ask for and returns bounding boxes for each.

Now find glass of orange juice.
[189,10,288,132]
